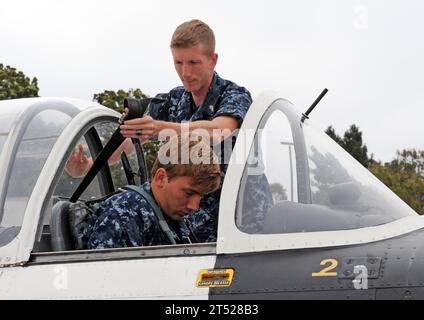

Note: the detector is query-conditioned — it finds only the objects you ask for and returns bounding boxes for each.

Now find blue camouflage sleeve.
[147,93,170,121]
[213,84,253,126]
[85,192,148,249]
[86,209,131,249]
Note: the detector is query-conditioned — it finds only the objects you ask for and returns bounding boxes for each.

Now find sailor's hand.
[64,144,93,178]
[120,115,157,143]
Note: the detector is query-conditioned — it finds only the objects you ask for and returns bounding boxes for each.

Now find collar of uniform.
[142,181,166,215]
[200,71,224,109]
[182,72,223,108]
[142,180,154,197]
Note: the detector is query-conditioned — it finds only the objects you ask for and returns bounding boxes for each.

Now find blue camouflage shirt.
[148,72,253,243]
[85,182,191,249]
[149,72,252,125]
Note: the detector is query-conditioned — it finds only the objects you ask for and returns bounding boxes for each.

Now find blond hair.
[170,19,215,56]
[151,134,221,195]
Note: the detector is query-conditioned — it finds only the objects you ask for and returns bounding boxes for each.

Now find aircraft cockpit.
[236,99,416,235]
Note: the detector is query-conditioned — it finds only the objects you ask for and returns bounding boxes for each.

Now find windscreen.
[0,136,5,157]
[0,112,16,159]
[303,121,416,224]
[237,100,417,235]
[0,109,72,247]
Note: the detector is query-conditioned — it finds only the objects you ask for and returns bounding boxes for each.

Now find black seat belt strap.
[70,97,163,203]
[70,130,125,203]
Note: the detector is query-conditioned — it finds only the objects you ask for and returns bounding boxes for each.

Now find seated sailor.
[85,134,221,249]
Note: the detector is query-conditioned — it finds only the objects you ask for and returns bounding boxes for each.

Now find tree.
[325,125,343,146]
[93,88,148,113]
[325,124,374,167]
[369,149,424,215]
[0,64,39,99]
[390,149,424,177]
[269,182,287,202]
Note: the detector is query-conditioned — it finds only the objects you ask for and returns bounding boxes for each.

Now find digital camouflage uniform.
[85,181,191,249]
[148,72,272,242]
[239,169,274,234]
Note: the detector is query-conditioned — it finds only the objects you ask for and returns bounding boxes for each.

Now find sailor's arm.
[65,138,134,178]
[119,115,239,142]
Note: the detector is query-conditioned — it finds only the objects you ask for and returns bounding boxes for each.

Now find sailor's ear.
[211,53,218,69]
[153,168,168,187]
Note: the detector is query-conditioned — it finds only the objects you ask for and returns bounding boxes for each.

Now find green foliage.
[93,88,148,113]
[112,140,162,186]
[325,125,374,167]
[308,145,353,205]
[325,126,343,146]
[369,149,424,214]
[269,182,287,201]
[0,64,39,100]
[142,140,162,177]
[390,149,424,176]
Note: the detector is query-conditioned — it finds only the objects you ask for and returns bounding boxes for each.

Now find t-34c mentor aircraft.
[0,91,423,299]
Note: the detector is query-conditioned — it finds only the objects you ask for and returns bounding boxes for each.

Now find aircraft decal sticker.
[196,269,234,288]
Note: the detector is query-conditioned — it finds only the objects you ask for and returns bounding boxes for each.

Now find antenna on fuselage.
[301,88,328,123]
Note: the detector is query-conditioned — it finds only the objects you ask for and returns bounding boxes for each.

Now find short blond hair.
[151,134,221,195]
[170,19,216,56]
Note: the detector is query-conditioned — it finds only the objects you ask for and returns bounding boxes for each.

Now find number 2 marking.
[312,259,338,277]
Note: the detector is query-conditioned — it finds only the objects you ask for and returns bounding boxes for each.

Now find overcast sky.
[1,0,423,162]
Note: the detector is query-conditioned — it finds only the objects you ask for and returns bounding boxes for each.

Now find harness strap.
[122,185,177,245]
[70,130,125,203]
[70,98,163,203]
